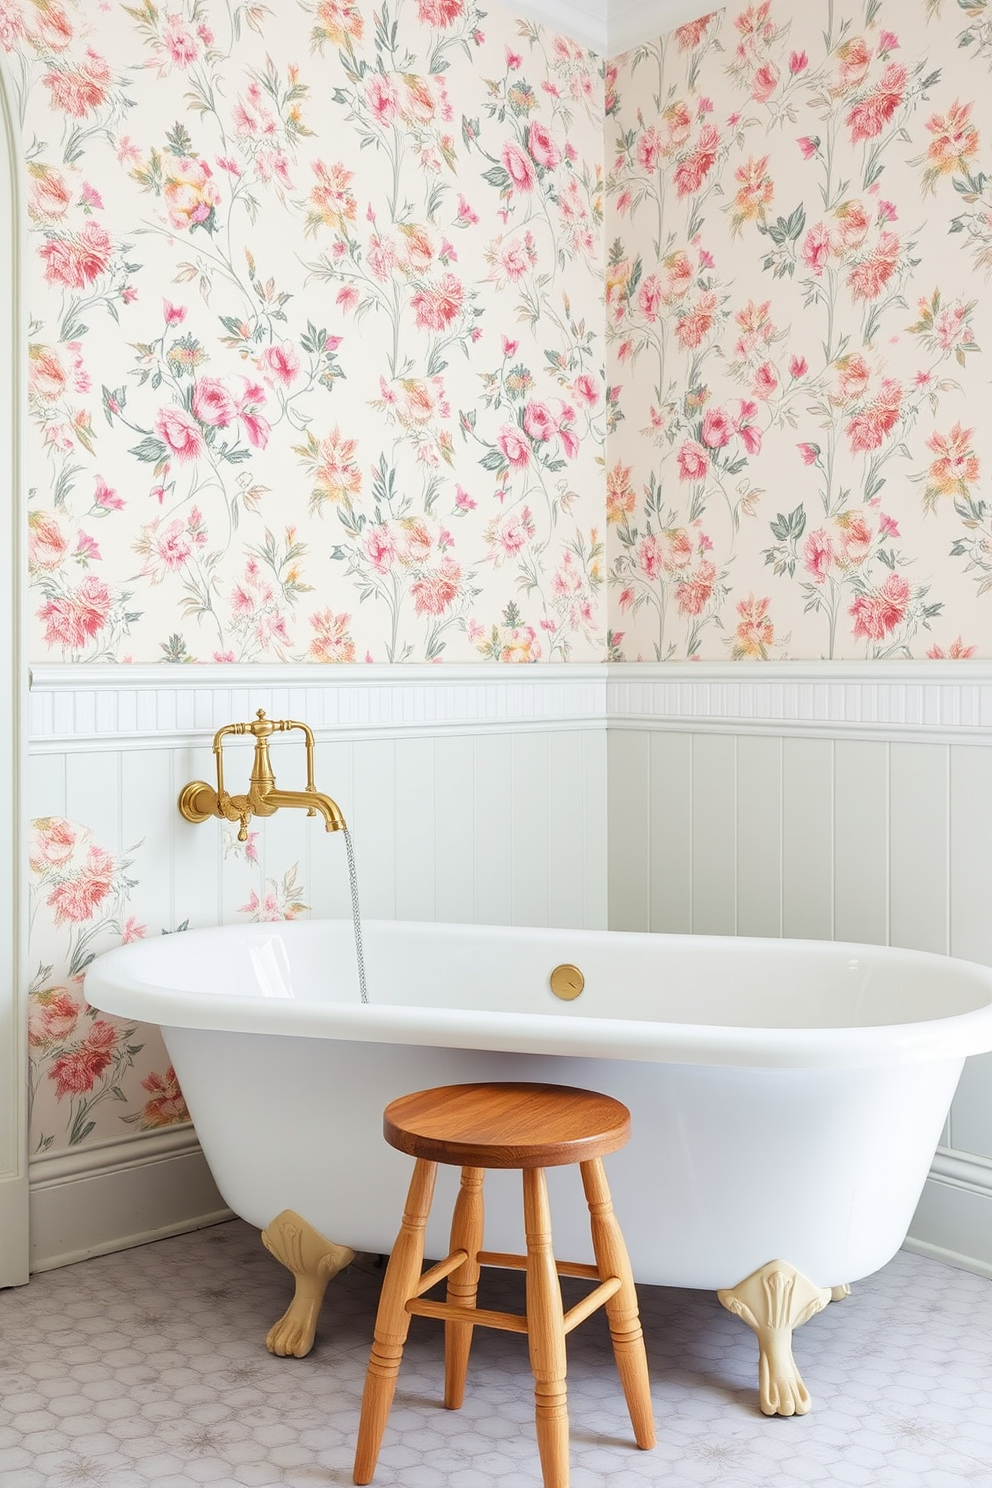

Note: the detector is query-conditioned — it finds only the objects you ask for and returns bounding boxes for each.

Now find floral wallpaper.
[28,812,310,1152]
[606,0,992,660]
[5,0,605,665]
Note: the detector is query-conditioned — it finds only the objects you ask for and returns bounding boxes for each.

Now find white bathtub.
[87,917,992,1291]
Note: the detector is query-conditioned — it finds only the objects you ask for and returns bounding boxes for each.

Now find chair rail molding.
[29,661,992,751]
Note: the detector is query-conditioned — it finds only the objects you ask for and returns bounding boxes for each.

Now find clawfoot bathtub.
[87,919,992,1416]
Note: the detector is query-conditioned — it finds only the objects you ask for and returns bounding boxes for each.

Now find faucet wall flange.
[178,781,220,824]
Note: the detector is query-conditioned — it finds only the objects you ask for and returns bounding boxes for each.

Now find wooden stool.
[353,1081,655,1488]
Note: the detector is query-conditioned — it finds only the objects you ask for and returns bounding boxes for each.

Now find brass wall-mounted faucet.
[178,710,346,842]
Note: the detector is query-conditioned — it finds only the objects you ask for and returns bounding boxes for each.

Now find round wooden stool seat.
[383,1081,631,1169]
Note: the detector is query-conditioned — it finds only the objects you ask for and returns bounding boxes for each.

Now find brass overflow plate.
[549,963,585,1001]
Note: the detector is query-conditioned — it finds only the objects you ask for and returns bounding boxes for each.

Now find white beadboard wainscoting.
[26,662,992,1278]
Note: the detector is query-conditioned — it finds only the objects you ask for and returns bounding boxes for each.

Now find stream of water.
[343,827,369,1004]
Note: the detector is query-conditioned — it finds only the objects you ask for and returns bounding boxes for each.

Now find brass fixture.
[178,710,346,841]
[549,963,585,1001]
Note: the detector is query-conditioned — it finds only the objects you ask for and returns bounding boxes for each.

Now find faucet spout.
[258,787,346,833]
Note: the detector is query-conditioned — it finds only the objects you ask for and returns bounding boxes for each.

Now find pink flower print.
[676,560,716,616]
[417,0,463,27]
[29,987,79,1049]
[573,373,598,407]
[846,379,903,453]
[163,15,198,66]
[456,195,478,226]
[804,528,835,582]
[163,155,219,232]
[410,274,464,331]
[29,169,71,220]
[734,401,762,456]
[701,407,733,448]
[802,222,831,274]
[662,101,693,153]
[258,341,300,387]
[924,101,980,179]
[830,36,872,95]
[850,572,910,641]
[367,233,397,281]
[878,31,899,54]
[933,304,969,351]
[834,199,871,248]
[29,513,68,572]
[675,14,714,48]
[847,63,907,143]
[155,519,192,572]
[501,143,536,192]
[78,179,103,208]
[410,556,461,615]
[878,512,900,538]
[30,817,76,873]
[751,62,778,103]
[675,291,717,350]
[236,378,270,449]
[40,220,112,288]
[43,48,111,117]
[847,231,899,301]
[523,401,556,442]
[637,276,662,322]
[454,487,476,511]
[831,354,871,404]
[527,121,560,168]
[74,531,101,563]
[790,50,808,74]
[677,441,709,481]
[498,236,533,281]
[92,477,123,512]
[673,124,719,196]
[498,425,530,470]
[38,575,112,651]
[138,1065,190,1127]
[499,626,540,662]
[163,299,187,325]
[495,507,535,559]
[506,46,522,68]
[636,533,666,580]
[752,361,778,400]
[47,843,115,925]
[732,594,774,659]
[877,199,897,222]
[789,355,808,379]
[927,637,975,659]
[366,71,400,124]
[797,136,819,160]
[122,915,147,943]
[636,126,661,172]
[28,345,67,401]
[49,1020,118,1099]
[191,377,237,428]
[155,405,205,461]
[363,524,396,575]
[798,443,820,465]
[838,511,873,565]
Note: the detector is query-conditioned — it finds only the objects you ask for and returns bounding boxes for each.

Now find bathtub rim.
[84,919,992,1072]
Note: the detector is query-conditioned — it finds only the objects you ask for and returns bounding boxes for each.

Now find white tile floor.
[0,1221,989,1487]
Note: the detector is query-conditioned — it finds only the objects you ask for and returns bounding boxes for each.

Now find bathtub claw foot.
[717,1260,831,1417]
[261,1209,355,1358]
[830,1283,851,1301]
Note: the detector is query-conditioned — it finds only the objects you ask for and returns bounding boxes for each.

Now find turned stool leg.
[580,1158,656,1449]
[354,1159,437,1486]
[523,1167,569,1488]
[444,1166,485,1410]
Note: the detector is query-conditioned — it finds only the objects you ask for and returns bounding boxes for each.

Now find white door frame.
[0,52,29,1288]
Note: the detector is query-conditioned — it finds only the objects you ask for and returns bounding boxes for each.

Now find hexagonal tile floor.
[0,1222,989,1487]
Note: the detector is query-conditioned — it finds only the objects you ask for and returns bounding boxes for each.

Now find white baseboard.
[904,1147,992,1280]
[29,1125,233,1272]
